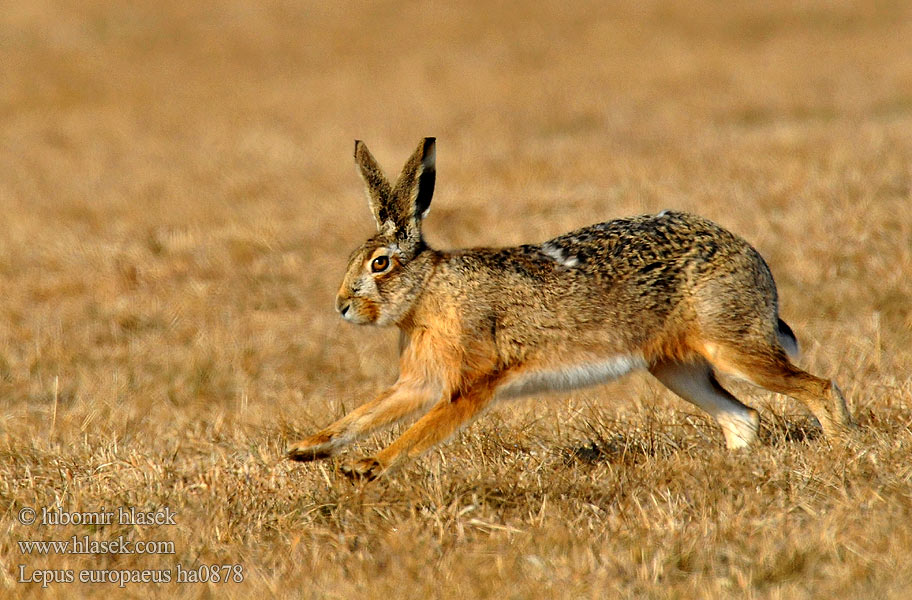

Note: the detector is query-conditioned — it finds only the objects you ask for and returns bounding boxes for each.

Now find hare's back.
[543,210,759,280]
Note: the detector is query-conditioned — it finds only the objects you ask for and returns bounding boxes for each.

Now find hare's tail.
[777,318,800,359]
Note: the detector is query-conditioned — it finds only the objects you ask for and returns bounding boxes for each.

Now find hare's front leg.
[287,380,435,462]
[340,378,500,480]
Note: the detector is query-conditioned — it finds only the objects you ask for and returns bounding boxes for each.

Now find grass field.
[2,1,911,598]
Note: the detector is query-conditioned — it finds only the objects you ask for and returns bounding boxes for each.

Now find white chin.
[342,312,374,325]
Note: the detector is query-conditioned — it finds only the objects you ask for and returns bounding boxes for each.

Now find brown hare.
[287,138,855,480]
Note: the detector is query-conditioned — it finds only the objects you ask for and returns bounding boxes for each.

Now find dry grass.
[2,1,911,598]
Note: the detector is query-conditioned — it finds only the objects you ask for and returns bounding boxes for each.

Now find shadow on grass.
[565,408,827,465]
[759,413,823,446]
[565,427,691,466]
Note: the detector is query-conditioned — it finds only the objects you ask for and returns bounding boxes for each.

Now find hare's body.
[416,213,775,372]
[288,139,854,479]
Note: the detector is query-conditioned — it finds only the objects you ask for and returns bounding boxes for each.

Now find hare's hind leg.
[701,341,855,439]
[287,381,435,462]
[649,360,759,449]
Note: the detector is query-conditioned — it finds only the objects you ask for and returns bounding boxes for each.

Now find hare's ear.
[354,140,396,234]
[393,137,436,226]
[354,138,436,243]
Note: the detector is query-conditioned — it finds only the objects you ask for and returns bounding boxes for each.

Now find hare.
[287,137,855,480]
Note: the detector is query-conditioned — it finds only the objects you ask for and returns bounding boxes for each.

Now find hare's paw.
[339,457,384,482]
[287,435,336,462]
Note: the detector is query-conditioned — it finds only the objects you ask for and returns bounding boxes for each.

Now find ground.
[1,1,911,598]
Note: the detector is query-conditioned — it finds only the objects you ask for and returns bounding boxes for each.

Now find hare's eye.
[370,255,390,273]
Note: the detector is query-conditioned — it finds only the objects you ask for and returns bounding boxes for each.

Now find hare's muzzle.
[336,294,353,319]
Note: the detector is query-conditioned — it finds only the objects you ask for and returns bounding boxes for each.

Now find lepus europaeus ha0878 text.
[288,138,854,480]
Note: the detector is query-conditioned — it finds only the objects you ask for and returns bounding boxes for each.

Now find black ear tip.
[422,138,436,163]
[354,140,363,155]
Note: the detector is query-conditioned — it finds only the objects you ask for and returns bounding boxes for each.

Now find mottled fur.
[287,138,855,480]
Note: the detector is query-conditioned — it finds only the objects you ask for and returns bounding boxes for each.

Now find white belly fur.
[498,355,647,399]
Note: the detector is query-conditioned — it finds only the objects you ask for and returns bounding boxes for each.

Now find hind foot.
[717,408,760,450]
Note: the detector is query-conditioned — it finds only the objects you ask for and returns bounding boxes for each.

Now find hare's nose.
[336,296,351,316]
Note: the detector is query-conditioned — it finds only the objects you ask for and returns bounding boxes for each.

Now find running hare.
[287,138,854,480]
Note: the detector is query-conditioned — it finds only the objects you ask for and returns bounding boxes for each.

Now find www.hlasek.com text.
[19,535,175,556]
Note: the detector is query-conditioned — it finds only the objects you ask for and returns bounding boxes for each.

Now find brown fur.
[287,139,856,480]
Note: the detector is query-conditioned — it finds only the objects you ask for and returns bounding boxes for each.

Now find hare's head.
[335,138,436,326]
